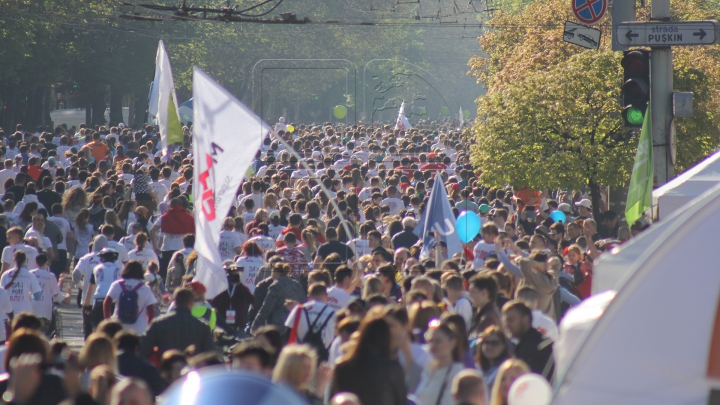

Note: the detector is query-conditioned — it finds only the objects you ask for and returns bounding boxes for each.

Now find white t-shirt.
[0,288,12,341]
[234,256,264,294]
[25,229,52,253]
[445,296,473,330]
[106,278,157,335]
[0,267,41,313]
[119,235,137,252]
[108,241,130,263]
[346,238,371,259]
[532,309,559,342]
[380,197,405,216]
[56,146,72,162]
[248,235,275,254]
[0,169,15,194]
[152,217,184,251]
[73,252,101,290]
[149,182,169,202]
[30,268,60,320]
[326,286,353,312]
[284,301,336,348]
[2,244,39,270]
[219,230,243,263]
[74,224,95,257]
[472,241,496,269]
[90,262,122,300]
[128,248,160,271]
[47,216,71,250]
[268,224,284,240]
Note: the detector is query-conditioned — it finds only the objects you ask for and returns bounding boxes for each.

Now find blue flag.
[414,174,463,260]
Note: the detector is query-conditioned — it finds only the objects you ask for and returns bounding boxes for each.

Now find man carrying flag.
[148,40,184,160]
[414,173,463,261]
[626,106,653,226]
[395,101,412,131]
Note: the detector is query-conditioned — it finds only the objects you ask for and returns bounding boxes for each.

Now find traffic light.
[621,50,650,127]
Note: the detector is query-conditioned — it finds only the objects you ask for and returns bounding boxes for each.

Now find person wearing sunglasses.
[476,326,511,390]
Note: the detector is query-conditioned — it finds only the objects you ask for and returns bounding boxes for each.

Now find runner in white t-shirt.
[284,287,336,351]
[219,218,244,263]
[105,262,157,335]
[2,227,40,271]
[234,243,264,294]
[326,267,355,312]
[30,255,68,331]
[0,288,13,341]
[127,233,159,271]
[0,252,42,314]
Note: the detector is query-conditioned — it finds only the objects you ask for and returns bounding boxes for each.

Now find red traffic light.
[621,51,649,76]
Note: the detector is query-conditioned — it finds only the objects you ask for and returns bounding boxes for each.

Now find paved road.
[56,279,85,348]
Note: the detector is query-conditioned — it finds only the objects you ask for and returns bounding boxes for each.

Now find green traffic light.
[626,107,644,125]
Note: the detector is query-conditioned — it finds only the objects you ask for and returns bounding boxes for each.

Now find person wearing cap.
[577,199,593,219]
[211,260,254,337]
[180,281,217,331]
[83,247,121,331]
[333,151,352,170]
[275,117,287,132]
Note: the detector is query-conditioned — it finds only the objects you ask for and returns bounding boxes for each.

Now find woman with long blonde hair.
[489,359,530,405]
[273,344,324,405]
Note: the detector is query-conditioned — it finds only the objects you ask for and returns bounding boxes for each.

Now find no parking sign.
[572,0,606,25]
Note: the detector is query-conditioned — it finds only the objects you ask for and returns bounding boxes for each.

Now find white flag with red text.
[394,101,412,131]
[192,67,270,299]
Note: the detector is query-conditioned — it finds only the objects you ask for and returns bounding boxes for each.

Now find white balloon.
[508,373,552,405]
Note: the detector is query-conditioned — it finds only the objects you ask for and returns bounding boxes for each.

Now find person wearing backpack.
[103,260,157,335]
[284,282,335,362]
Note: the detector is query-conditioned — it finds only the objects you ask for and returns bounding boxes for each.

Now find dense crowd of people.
[0,118,650,405]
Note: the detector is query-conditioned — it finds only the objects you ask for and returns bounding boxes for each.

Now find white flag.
[148,41,183,156]
[192,67,270,299]
[459,107,464,127]
[394,102,412,131]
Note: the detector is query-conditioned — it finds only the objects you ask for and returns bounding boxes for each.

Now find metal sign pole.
[650,0,673,186]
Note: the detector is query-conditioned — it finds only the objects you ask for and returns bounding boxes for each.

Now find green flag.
[167,95,184,145]
[625,107,653,226]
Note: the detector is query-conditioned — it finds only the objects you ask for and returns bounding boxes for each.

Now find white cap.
[279,117,285,122]
[578,199,592,208]
[341,151,351,158]
[558,203,572,213]
[118,122,125,128]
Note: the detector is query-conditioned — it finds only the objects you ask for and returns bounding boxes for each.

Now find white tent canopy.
[653,149,720,220]
[553,182,720,405]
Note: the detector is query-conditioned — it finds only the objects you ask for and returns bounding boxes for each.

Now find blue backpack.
[117,280,143,324]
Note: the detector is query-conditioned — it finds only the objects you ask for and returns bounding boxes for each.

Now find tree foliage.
[468,0,720,196]
[0,0,481,128]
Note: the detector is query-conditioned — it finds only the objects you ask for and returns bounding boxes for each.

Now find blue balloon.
[550,210,567,223]
[456,211,481,243]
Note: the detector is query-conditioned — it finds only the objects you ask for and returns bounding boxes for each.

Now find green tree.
[469,0,720,213]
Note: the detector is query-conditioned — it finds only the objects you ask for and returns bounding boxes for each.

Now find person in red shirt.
[420,155,446,172]
[27,156,42,181]
[276,213,303,247]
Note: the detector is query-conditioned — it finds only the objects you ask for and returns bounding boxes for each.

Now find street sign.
[572,0,607,25]
[615,20,719,47]
[563,21,602,50]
